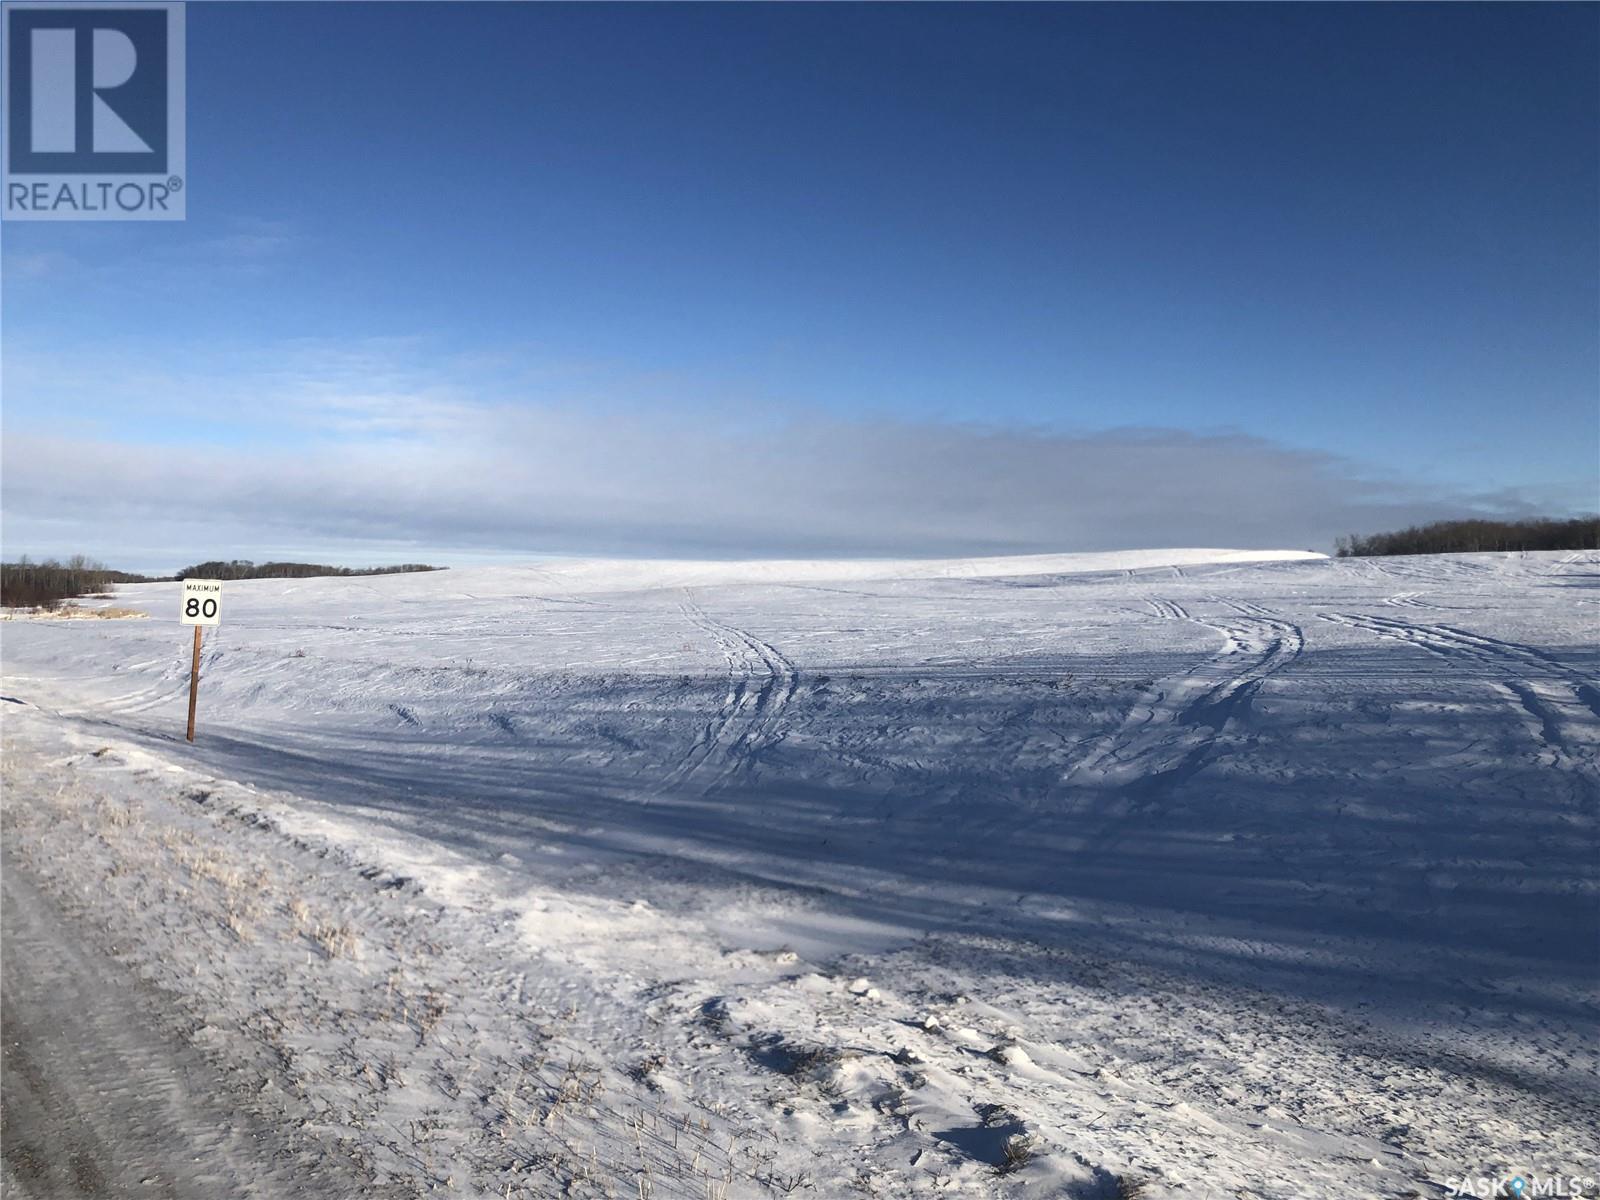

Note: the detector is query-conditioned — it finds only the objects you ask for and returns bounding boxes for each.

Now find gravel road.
[1,857,365,1199]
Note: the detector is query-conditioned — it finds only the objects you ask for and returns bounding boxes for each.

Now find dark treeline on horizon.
[2,557,444,608]
[1,556,167,608]
[1335,516,1599,557]
[175,560,443,581]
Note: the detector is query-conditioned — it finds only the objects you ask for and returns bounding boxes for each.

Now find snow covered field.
[2,548,1596,1198]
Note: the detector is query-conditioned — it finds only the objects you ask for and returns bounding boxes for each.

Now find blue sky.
[3,3,1596,568]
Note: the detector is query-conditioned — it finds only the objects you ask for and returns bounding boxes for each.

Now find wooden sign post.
[180,579,222,742]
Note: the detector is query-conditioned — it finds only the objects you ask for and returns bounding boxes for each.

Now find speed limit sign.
[180,578,222,626]
[180,578,222,742]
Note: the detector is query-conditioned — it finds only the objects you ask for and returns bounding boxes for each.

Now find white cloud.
[2,412,1573,566]
[1,338,1586,567]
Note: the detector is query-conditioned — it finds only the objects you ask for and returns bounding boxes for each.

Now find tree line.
[2,556,445,608]
[1,556,168,609]
[1335,515,1598,557]
[174,560,443,580]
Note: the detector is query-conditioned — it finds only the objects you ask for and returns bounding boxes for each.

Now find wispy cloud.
[196,217,299,261]
[1,216,303,300]
[3,250,83,281]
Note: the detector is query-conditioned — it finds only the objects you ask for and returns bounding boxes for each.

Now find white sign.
[180,578,221,626]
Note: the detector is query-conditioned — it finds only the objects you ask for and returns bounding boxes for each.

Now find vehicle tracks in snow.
[1319,611,1600,775]
[1383,591,1442,611]
[1318,612,1589,684]
[662,595,798,792]
[1066,597,1304,797]
[1144,598,1190,621]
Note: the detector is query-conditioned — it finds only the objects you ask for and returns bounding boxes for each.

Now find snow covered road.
[1,548,1595,1197]
[1,857,370,1199]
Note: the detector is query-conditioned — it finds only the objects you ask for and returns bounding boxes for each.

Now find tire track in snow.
[1144,598,1190,621]
[662,596,798,792]
[1383,591,1442,611]
[1221,597,1276,619]
[1320,612,1588,682]
[1319,611,1599,774]
[1065,598,1304,794]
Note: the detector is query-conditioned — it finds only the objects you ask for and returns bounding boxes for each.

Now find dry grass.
[312,920,360,960]
[2,603,148,620]
[94,796,136,828]
[285,896,359,958]
[996,1133,1035,1175]
[415,989,448,1043]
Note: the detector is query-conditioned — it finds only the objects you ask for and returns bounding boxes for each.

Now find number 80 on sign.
[180,579,222,626]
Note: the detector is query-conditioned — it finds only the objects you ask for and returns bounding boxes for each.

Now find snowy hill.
[1,548,1594,1198]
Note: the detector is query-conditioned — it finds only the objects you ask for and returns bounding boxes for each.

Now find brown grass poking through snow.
[1,603,148,620]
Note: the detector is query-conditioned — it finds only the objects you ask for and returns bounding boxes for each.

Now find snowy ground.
[2,548,1596,1198]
